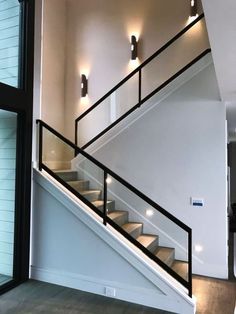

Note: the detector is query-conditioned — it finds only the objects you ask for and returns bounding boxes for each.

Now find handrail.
[37,119,190,233]
[37,119,192,297]
[75,14,207,151]
[75,14,204,125]
[80,48,211,150]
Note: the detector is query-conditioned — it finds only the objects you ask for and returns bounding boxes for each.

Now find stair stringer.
[32,169,196,314]
[72,163,189,262]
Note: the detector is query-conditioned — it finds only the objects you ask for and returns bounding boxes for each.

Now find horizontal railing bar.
[140,48,211,105]
[37,119,191,233]
[81,48,211,151]
[75,14,204,123]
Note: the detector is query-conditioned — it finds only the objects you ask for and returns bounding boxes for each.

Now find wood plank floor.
[0,280,170,314]
[0,276,235,314]
[193,276,236,314]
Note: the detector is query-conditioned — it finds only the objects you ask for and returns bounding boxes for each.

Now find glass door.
[0,109,17,286]
[0,0,21,88]
[0,0,34,294]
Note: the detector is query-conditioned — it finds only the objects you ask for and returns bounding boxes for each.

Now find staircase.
[56,169,188,281]
[34,13,212,310]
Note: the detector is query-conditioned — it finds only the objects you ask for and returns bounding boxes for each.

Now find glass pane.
[77,72,139,147]
[106,174,189,282]
[0,109,17,285]
[42,128,74,171]
[0,0,21,88]
[142,18,209,99]
[73,156,104,212]
[42,127,104,212]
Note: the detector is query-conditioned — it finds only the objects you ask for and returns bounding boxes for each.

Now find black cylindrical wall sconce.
[190,0,197,17]
[81,74,88,97]
[131,35,138,60]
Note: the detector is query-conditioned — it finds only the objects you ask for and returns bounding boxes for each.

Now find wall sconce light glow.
[81,74,88,97]
[131,35,138,60]
[194,244,203,253]
[190,0,198,17]
[106,177,112,184]
[146,209,154,217]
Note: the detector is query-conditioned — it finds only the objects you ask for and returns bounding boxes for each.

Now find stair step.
[92,200,115,212]
[136,234,159,253]
[122,222,143,239]
[67,180,89,192]
[171,260,188,281]
[80,190,101,202]
[107,210,128,226]
[54,170,78,182]
[155,247,175,267]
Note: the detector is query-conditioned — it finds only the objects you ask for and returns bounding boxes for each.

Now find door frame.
[0,0,35,294]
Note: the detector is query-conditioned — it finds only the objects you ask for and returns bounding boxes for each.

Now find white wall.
[202,0,236,104]
[41,0,67,133]
[88,64,228,278]
[31,170,196,313]
[63,0,207,142]
[38,0,209,146]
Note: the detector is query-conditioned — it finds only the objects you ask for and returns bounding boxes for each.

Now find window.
[0,0,34,294]
[0,0,21,87]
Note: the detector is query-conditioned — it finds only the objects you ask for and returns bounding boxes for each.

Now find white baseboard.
[33,169,196,314]
[30,265,191,313]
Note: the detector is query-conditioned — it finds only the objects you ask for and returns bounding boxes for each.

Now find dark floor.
[0,276,235,314]
[0,235,235,314]
[0,280,171,314]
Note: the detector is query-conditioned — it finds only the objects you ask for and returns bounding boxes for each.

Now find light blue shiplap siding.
[0,117,16,276]
[0,0,20,87]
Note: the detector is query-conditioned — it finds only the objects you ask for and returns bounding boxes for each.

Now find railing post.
[103,171,108,226]
[38,121,43,171]
[188,229,192,297]
[138,68,142,107]
[74,121,78,157]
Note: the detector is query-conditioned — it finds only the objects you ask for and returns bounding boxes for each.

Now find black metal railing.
[37,119,192,297]
[75,14,210,149]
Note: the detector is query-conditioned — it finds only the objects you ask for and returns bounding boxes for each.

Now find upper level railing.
[37,119,192,297]
[75,14,210,149]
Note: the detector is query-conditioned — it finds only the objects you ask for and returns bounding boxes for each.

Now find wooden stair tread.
[171,260,188,280]
[92,200,113,207]
[80,190,101,195]
[122,222,142,232]
[122,222,142,233]
[67,180,89,191]
[54,170,78,181]
[155,246,175,267]
[108,210,128,220]
[136,234,158,248]
[54,169,75,173]
[67,180,88,184]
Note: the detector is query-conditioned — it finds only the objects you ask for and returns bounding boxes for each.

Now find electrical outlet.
[104,286,116,297]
